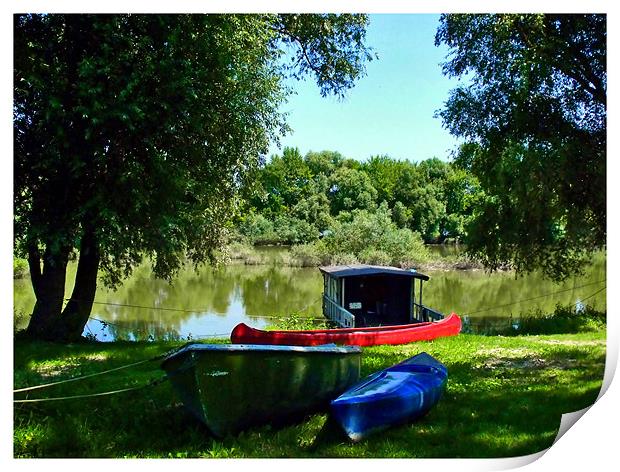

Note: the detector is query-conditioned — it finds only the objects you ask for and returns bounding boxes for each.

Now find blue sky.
[268,14,464,163]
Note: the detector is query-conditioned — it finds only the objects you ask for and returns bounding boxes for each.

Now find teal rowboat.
[160,343,362,437]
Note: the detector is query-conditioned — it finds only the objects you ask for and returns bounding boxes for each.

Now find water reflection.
[423,254,606,332]
[14,259,325,341]
[13,250,605,341]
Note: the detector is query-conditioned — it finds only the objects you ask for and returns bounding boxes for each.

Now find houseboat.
[231,265,461,347]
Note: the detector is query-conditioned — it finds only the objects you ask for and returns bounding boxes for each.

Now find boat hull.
[160,343,362,437]
[330,352,448,441]
[231,313,461,347]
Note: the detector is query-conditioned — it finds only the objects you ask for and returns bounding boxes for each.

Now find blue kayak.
[330,352,448,441]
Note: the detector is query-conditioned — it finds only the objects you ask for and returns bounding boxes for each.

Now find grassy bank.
[14,327,605,458]
[226,241,484,271]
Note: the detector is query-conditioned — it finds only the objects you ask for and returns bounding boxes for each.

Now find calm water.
[13,249,606,341]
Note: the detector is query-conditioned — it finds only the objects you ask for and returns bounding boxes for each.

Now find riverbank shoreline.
[11,245,486,282]
[225,242,492,272]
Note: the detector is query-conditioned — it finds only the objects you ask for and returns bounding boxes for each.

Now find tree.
[362,155,404,205]
[441,167,482,241]
[14,14,373,341]
[323,202,428,266]
[273,215,318,244]
[238,213,277,245]
[304,150,344,177]
[391,201,412,229]
[291,191,333,233]
[436,14,606,280]
[250,147,314,219]
[407,185,446,242]
[328,166,378,214]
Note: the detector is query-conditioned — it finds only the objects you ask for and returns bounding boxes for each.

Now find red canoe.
[230,313,462,347]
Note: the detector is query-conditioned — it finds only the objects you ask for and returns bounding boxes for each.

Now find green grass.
[14,327,605,458]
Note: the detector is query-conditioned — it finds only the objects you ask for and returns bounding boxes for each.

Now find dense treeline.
[235,147,483,251]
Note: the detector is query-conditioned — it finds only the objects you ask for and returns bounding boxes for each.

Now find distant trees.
[238,147,482,246]
[436,14,606,280]
[249,147,314,219]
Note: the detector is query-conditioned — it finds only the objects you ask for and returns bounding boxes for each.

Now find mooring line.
[13,356,164,394]
[465,279,606,316]
[580,286,606,303]
[68,298,202,314]
[184,333,231,339]
[88,316,234,334]
[245,313,326,321]
[78,296,322,316]
[80,294,326,325]
[14,377,168,403]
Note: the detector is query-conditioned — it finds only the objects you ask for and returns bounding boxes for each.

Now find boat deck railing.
[413,303,445,322]
[323,295,355,327]
[323,297,443,327]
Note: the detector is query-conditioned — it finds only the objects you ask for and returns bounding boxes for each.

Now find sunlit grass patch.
[28,353,110,379]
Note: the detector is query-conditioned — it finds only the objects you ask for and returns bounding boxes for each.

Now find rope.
[73,297,320,318]
[246,313,325,321]
[74,299,205,314]
[13,356,164,393]
[86,317,233,337]
[14,377,168,403]
[294,295,324,314]
[185,333,230,339]
[465,279,606,316]
[580,286,607,303]
[80,294,327,323]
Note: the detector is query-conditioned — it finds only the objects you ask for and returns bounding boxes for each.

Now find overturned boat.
[160,343,362,437]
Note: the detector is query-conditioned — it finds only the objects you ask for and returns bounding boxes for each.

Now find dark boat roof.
[319,264,430,281]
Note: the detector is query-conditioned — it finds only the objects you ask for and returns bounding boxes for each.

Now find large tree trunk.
[25,245,70,340]
[55,228,101,342]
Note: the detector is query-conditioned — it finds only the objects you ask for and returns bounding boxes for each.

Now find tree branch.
[515,18,606,107]
[268,24,324,77]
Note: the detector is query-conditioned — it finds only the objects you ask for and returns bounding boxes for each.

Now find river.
[13,248,606,341]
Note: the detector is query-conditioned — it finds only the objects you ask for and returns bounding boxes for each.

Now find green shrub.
[322,203,429,266]
[329,252,359,265]
[238,212,321,246]
[14,258,29,278]
[514,304,606,335]
[227,241,255,259]
[274,215,319,245]
[238,213,278,245]
[486,303,607,336]
[358,248,392,265]
[266,312,329,330]
[289,241,329,267]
